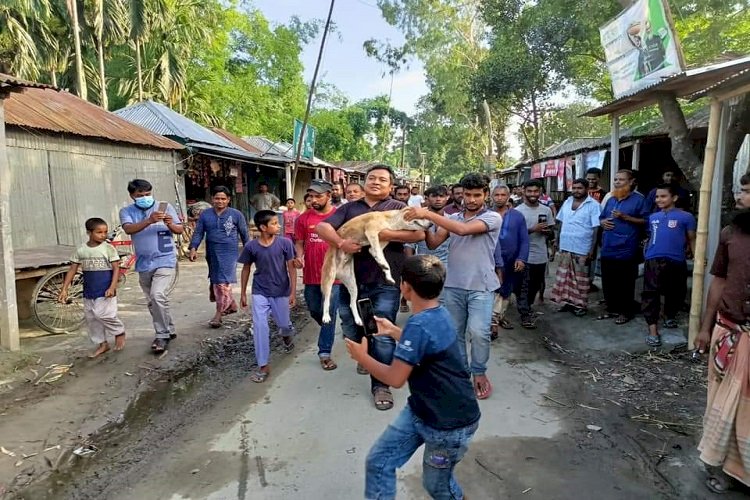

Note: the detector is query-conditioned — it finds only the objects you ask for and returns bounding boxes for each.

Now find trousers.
[138,267,176,339]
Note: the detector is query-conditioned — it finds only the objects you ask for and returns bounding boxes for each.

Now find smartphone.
[357,298,378,337]
[538,214,548,224]
[157,201,168,213]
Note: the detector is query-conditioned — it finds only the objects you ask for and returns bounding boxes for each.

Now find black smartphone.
[538,214,548,224]
[357,298,378,337]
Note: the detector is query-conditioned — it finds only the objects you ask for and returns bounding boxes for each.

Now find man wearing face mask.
[119,179,184,354]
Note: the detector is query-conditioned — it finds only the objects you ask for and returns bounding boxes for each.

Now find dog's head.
[390,208,431,231]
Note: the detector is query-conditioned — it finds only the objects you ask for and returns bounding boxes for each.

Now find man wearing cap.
[294,180,340,371]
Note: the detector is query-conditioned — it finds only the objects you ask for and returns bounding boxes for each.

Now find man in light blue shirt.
[550,179,601,316]
[119,179,183,353]
[405,173,501,401]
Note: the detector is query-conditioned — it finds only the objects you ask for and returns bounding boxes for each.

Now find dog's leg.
[365,230,396,285]
[339,256,363,326]
[321,249,336,324]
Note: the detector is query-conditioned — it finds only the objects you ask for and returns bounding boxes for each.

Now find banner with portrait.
[600,0,684,98]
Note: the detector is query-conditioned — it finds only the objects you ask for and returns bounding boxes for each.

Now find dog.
[321,208,430,326]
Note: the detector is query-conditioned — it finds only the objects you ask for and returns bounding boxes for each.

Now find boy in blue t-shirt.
[59,218,125,358]
[346,255,480,499]
[238,210,297,383]
[642,184,696,347]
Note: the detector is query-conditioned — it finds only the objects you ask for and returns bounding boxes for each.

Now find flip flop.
[282,340,295,354]
[615,315,633,325]
[208,319,222,329]
[645,335,662,347]
[373,387,394,411]
[319,358,337,371]
[474,376,493,400]
[706,474,737,494]
[151,338,167,354]
[596,313,616,320]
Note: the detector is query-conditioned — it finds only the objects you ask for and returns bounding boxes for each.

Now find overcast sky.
[252,0,428,115]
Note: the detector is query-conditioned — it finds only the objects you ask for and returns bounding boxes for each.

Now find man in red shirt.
[294,180,340,371]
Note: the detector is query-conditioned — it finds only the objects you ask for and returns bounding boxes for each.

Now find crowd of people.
[57,165,750,498]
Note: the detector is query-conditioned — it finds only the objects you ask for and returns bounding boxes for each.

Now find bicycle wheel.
[167,261,179,296]
[31,267,86,334]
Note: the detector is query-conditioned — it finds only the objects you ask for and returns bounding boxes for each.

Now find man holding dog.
[405,173,502,400]
[317,165,426,411]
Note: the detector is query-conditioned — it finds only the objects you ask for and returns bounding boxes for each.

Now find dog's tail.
[321,248,336,323]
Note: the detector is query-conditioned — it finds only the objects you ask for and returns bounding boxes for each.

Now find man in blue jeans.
[406,173,502,400]
[317,164,425,411]
[345,255,480,500]
[294,179,340,370]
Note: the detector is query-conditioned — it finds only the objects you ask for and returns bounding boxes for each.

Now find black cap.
[308,179,333,193]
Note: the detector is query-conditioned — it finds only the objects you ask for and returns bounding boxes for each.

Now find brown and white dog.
[321,208,430,325]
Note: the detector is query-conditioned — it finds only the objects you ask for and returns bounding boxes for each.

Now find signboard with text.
[293,119,316,160]
[600,0,683,98]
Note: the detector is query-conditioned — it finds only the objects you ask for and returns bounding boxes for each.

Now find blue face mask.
[134,195,155,209]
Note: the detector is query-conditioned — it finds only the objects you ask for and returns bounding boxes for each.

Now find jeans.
[138,267,176,339]
[304,284,340,358]
[365,405,478,500]
[601,257,639,317]
[339,283,400,392]
[442,287,493,375]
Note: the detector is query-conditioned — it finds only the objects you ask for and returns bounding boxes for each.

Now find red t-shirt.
[283,209,300,236]
[294,207,336,285]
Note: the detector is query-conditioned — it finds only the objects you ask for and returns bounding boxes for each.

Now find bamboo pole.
[688,98,722,348]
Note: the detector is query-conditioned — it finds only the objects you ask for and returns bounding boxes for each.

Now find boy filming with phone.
[346,255,480,499]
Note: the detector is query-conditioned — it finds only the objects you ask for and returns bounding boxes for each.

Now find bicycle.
[31,226,181,334]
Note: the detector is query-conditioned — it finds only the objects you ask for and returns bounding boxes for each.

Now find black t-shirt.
[394,306,481,430]
[323,197,407,285]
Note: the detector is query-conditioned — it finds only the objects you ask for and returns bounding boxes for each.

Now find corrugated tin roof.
[211,128,264,154]
[332,161,387,173]
[0,72,55,90]
[586,56,750,117]
[4,87,182,150]
[184,142,285,169]
[243,135,334,167]
[114,100,238,149]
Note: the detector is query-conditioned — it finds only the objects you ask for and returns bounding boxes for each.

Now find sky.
[252,0,428,115]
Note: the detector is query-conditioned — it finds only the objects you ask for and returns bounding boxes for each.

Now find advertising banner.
[531,163,543,179]
[599,0,684,98]
[293,119,316,160]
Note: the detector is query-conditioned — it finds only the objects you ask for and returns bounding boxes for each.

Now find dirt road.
[21,307,719,500]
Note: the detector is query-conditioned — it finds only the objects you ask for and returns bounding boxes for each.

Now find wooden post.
[610,114,620,191]
[0,100,20,351]
[631,139,641,171]
[688,98,722,348]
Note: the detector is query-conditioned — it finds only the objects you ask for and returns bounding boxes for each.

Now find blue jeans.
[339,283,400,392]
[443,287,493,375]
[365,405,478,499]
[304,284,340,358]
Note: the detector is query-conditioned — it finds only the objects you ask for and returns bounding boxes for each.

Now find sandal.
[282,340,295,354]
[615,315,633,325]
[500,318,514,330]
[706,473,738,494]
[208,319,222,329]
[151,338,167,354]
[596,313,616,320]
[663,319,678,329]
[520,317,537,330]
[373,387,394,411]
[645,335,662,347]
[250,370,269,383]
[474,375,493,400]
[319,358,338,371]
[573,308,588,317]
[357,363,369,375]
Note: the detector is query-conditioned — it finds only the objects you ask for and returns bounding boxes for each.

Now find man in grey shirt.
[515,180,554,329]
[405,173,501,400]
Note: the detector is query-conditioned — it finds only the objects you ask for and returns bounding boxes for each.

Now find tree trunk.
[481,99,496,171]
[136,41,143,101]
[656,92,702,186]
[97,37,108,110]
[50,69,57,88]
[70,0,87,100]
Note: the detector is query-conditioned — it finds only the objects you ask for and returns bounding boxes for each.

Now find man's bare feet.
[114,333,126,351]
[89,342,110,358]
[473,374,492,400]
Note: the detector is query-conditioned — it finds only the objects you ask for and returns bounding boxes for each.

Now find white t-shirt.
[408,195,424,207]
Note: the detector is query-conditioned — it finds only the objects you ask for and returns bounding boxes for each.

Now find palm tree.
[0,0,53,79]
[66,0,87,99]
[128,0,146,100]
